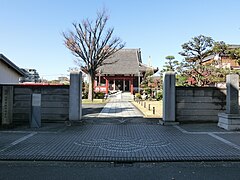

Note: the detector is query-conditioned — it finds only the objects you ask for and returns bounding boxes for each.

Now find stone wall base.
[218,113,240,130]
[159,120,179,126]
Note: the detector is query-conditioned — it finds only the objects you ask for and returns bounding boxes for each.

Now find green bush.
[135,93,142,99]
[94,92,105,99]
[82,92,88,99]
[145,88,152,95]
[82,92,105,99]
[156,91,163,101]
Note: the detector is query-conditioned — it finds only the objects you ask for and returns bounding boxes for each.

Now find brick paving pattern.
[0,123,240,162]
[0,96,240,162]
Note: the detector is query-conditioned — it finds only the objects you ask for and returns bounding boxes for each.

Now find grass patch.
[82,99,109,104]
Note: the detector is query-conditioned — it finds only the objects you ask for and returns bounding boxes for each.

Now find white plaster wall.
[0,61,21,84]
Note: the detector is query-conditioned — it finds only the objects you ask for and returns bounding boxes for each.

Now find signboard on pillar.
[1,86,13,126]
[31,94,41,128]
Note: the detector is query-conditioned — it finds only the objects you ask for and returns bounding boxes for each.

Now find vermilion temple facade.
[94,49,158,94]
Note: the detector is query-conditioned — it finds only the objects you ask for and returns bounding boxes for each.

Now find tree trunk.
[88,73,94,101]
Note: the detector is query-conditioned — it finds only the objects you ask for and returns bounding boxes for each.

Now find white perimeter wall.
[0,61,21,84]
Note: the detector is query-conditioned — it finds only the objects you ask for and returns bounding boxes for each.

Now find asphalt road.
[1,161,240,180]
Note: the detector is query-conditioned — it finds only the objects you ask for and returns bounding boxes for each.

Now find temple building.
[94,49,158,94]
[202,45,240,69]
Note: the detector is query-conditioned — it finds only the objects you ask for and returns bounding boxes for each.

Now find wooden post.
[105,78,109,94]
[130,78,134,94]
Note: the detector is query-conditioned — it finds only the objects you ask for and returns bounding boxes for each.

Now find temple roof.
[99,49,157,75]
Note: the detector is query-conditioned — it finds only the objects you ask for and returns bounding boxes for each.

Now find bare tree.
[63,9,125,101]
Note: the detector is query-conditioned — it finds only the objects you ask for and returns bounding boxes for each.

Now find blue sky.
[1,0,240,80]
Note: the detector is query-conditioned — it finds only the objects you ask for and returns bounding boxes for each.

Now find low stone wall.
[176,87,227,122]
[0,85,69,126]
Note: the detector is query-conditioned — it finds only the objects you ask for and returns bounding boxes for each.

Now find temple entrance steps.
[121,92,133,101]
[98,101,143,118]
[108,92,133,102]
[108,91,122,100]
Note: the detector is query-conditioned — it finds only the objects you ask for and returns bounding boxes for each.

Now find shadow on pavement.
[82,104,105,116]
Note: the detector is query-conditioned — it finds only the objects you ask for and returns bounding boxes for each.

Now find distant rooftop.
[203,44,240,62]
[0,54,25,76]
[228,44,240,49]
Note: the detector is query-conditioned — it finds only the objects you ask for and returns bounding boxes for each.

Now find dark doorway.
[109,80,114,91]
[125,80,130,92]
[115,80,123,91]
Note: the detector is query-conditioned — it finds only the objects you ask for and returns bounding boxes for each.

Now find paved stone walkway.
[98,100,143,118]
[0,98,240,162]
[0,123,240,161]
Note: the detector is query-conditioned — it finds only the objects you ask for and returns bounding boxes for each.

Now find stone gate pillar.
[160,72,179,125]
[218,74,240,130]
[69,71,82,121]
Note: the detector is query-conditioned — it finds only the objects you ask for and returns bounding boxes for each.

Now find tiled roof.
[100,49,140,75]
[203,44,240,63]
[202,54,215,62]
[138,63,157,72]
[99,49,157,75]
[228,44,240,49]
[0,54,25,76]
